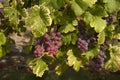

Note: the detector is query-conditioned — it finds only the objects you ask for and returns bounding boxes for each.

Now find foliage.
[0,0,120,78]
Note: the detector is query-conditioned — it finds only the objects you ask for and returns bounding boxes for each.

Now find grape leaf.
[29,58,48,77]
[82,46,99,60]
[55,62,68,75]
[97,30,105,44]
[72,20,78,26]
[59,24,76,33]
[103,0,120,13]
[67,49,83,71]
[26,5,52,37]
[62,32,78,45]
[84,12,93,24]
[4,0,28,30]
[0,32,6,46]
[90,5,107,16]
[48,0,65,9]
[82,0,97,7]
[104,45,120,72]
[71,0,83,16]
[90,16,106,33]
[105,25,115,39]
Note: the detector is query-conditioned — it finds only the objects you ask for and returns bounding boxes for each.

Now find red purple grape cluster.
[34,32,62,57]
[92,50,106,71]
[76,37,88,52]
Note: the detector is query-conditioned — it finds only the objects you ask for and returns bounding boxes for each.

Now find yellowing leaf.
[67,49,83,71]
[29,58,48,77]
[83,0,97,7]
[104,45,120,72]
[90,16,106,33]
[97,30,106,44]
[26,5,52,37]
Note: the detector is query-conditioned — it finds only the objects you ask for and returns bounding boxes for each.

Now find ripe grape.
[76,37,88,52]
[92,50,106,71]
[34,45,45,57]
[33,32,62,57]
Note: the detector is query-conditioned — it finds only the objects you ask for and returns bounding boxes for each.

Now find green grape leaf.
[90,5,107,16]
[97,30,105,44]
[39,0,65,10]
[90,16,106,33]
[26,5,52,37]
[71,32,78,45]
[59,24,76,33]
[82,0,97,7]
[62,32,78,45]
[67,49,83,71]
[83,46,99,60]
[71,0,83,16]
[49,0,65,9]
[0,32,6,46]
[29,58,48,77]
[54,11,75,26]
[4,0,28,30]
[103,0,120,13]
[84,12,93,24]
[62,34,71,45]
[105,25,115,39]
[55,62,68,75]
[104,45,120,72]
[72,20,78,26]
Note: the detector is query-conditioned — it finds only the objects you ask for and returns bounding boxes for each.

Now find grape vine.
[0,0,120,78]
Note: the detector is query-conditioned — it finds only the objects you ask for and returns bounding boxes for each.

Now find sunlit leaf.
[103,0,120,13]
[71,0,83,16]
[104,45,120,72]
[29,58,48,77]
[67,49,83,71]
[82,0,97,7]
[26,5,52,37]
[90,16,106,33]
[97,30,106,44]
[84,12,93,24]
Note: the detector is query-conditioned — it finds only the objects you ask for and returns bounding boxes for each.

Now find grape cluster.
[92,50,106,71]
[77,26,89,52]
[34,32,62,57]
[76,37,88,52]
